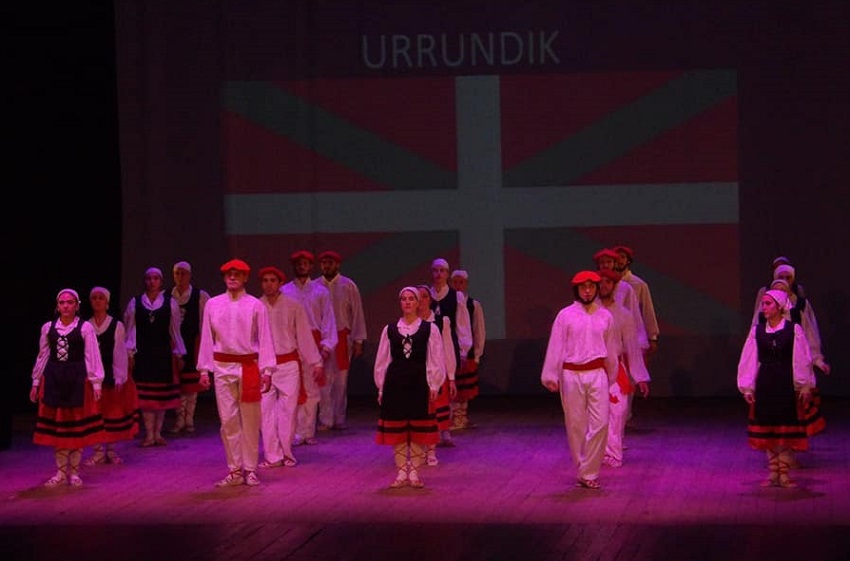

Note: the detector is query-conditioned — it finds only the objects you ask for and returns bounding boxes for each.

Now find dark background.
[9,4,122,446]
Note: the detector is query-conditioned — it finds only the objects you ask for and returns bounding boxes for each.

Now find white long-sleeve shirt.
[430,285,473,358]
[373,318,446,393]
[620,270,659,343]
[736,319,816,394]
[540,302,618,388]
[123,291,187,356]
[600,299,650,384]
[460,294,486,363]
[87,315,129,386]
[281,278,338,354]
[260,293,322,368]
[317,273,367,344]
[613,281,648,349]
[422,310,457,381]
[31,317,105,390]
[197,289,276,376]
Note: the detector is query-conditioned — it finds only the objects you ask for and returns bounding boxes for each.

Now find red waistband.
[276,350,299,364]
[214,352,259,364]
[562,357,605,371]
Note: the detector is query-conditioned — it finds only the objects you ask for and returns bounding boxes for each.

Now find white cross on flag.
[222,70,740,341]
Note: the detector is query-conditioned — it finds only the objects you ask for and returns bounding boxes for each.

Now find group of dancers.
[28,249,829,491]
[737,256,830,488]
[28,254,486,489]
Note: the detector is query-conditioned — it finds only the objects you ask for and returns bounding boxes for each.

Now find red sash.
[335,328,351,370]
[276,350,299,365]
[311,330,327,387]
[214,352,261,402]
[562,357,606,371]
[616,360,635,394]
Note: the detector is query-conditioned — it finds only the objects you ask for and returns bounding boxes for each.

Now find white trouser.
[214,371,262,472]
[319,357,349,428]
[261,361,301,463]
[295,358,323,440]
[559,367,610,481]
[605,382,627,463]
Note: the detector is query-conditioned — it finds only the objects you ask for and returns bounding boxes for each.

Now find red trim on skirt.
[99,378,141,443]
[455,360,479,402]
[136,380,181,410]
[375,418,439,446]
[434,379,452,431]
[799,388,826,437]
[746,402,809,451]
[33,382,106,448]
[177,370,206,394]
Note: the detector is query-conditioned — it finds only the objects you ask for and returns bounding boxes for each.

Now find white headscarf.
[431,258,449,270]
[773,264,795,281]
[398,286,420,300]
[90,286,111,302]
[765,289,790,313]
[145,267,164,278]
[56,288,80,303]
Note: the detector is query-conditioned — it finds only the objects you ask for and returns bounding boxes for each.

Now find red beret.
[597,268,622,282]
[290,250,315,263]
[220,259,251,273]
[592,248,619,262]
[612,245,633,260]
[317,250,342,263]
[258,266,286,282]
[571,270,601,285]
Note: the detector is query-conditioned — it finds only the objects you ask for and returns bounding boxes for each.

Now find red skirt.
[33,382,106,448]
[177,370,206,394]
[375,417,439,446]
[746,401,809,452]
[100,379,141,443]
[434,379,452,431]
[455,360,479,402]
[135,379,181,410]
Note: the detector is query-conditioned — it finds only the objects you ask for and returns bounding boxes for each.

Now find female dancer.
[374,287,446,489]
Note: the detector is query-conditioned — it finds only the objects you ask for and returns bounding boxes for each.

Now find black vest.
[177,287,201,372]
[431,287,461,365]
[95,318,118,388]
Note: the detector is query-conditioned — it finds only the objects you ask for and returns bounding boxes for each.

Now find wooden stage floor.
[1,394,848,561]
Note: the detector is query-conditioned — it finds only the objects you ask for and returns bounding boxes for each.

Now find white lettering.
[392,35,413,68]
[361,35,386,69]
[471,33,494,66]
[416,34,437,68]
[441,33,465,67]
[361,30,560,70]
[500,32,523,66]
[539,31,560,64]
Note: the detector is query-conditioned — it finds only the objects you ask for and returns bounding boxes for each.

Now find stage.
[1,395,847,561]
